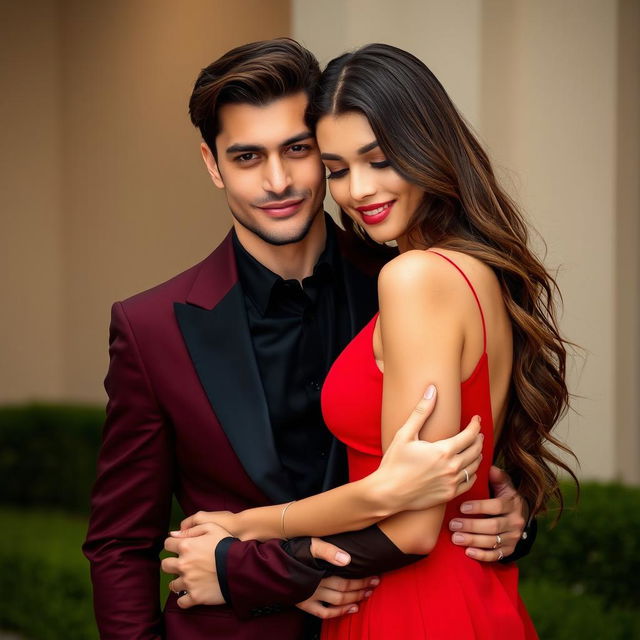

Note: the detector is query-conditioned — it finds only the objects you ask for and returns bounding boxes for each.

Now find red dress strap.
[427,250,487,352]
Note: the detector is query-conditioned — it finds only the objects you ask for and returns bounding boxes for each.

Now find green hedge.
[521,580,640,639]
[0,404,104,513]
[0,508,98,640]
[0,507,178,640]
[519,481,640,610]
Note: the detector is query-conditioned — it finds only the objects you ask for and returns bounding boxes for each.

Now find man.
[84,38,532,640]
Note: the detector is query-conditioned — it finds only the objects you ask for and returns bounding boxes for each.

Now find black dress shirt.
[232,222,351,499]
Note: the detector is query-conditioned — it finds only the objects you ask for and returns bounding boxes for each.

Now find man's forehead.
[216,93,313,147]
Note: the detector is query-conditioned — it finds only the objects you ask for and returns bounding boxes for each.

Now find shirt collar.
[232,213,340,317]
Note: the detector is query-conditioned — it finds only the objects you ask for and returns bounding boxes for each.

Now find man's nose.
[263,156,292,194]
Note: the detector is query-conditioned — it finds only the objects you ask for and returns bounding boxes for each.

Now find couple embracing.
[84,38,575,640]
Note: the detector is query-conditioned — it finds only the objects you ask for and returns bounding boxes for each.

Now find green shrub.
[0,404,103,513]
[519,481,640,610]
[0,508,97,639]
[520,580,640,640]
[0,506,182,640]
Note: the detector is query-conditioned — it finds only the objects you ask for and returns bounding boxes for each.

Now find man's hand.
[375,386,484,512]
[296,537,378,619]
[162,522,231,608]
[448,466,527,561]
[296,575,377,619]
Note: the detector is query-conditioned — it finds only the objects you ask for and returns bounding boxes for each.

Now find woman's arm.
[375,250,469,554]
[181,397,482,541]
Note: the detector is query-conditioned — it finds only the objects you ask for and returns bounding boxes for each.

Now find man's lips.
[257,199,305,218]
[355,200,395,225]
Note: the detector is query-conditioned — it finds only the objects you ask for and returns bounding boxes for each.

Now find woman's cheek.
[329,181,347,209]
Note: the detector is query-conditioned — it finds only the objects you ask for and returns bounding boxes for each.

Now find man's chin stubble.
[230,208,321,247]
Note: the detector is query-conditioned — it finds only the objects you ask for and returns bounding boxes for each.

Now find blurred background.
[0,0,638,638]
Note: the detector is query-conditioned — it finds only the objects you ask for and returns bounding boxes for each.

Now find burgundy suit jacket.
[83,222,387,639]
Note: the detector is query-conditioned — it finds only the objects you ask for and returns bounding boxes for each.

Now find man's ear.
[201,142,224,189]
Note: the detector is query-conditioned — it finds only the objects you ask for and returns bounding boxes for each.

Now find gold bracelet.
[280,501,296,540]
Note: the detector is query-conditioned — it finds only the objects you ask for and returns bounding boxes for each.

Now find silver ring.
[463,469,469,484]
[178,590,188,598]
[496,534,502,547]
[497,550,504,561]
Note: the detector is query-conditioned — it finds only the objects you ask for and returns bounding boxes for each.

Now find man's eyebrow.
[282,131,314,146]
[225,143,265,155]
[225,131,314,155]
[320,140,380,162]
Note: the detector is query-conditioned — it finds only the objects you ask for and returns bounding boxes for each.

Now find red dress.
[320,251,537,640]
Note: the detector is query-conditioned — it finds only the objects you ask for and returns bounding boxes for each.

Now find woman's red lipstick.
[355,200,395,225]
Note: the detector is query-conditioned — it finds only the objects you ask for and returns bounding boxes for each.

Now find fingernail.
[170,531,181,536]
[452,533,465,544]
[336,551,351,565]
[424,384,436,400]
[369,577,380,586]
[477,415,482,423]
[460,503,473,513]
[449,519,463,530]
[364,590,373,598]
[466,548,478,558]
[348,606,358,614]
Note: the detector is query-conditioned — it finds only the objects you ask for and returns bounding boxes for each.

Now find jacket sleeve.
[218,538,326,619]
[82,302,174,640]
[219,525,423,619]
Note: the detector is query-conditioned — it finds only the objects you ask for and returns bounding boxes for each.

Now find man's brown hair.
[189,38,320,157]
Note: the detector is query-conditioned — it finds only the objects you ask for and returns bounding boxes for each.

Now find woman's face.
[316,111,425,247]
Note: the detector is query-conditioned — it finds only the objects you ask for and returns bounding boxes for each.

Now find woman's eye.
[371,160,390,169]
[326,168,348,180]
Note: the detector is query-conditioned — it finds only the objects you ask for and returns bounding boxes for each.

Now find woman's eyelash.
[326,160,390,179]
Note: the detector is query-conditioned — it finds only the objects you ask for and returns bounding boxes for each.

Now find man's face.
[203,92,325,246]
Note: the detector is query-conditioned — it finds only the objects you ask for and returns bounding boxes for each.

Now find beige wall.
[0,0,290,403]
[294,0,638,481]
[615,0,640,483]
[1,0,65,401]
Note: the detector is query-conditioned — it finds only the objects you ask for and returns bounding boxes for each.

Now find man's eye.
[288,144,311,154]
[235,153,258,163]
[326,168,348,180]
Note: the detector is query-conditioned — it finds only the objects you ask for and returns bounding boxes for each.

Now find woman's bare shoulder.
[378,248,492,305]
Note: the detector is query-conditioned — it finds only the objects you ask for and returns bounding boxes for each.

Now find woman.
[176,44,577,638]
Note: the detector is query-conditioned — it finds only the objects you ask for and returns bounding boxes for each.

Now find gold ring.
[497,550,504,561]
[463,469,469,484]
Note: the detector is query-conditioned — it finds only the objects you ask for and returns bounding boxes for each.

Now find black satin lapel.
[174,287,296,504]
[341,259,380,337]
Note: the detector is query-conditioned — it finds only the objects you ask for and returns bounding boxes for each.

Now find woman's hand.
[180,510,240,536]
[373,386,483,513]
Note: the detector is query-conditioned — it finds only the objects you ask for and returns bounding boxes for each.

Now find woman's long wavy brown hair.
[308,43,578,517]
